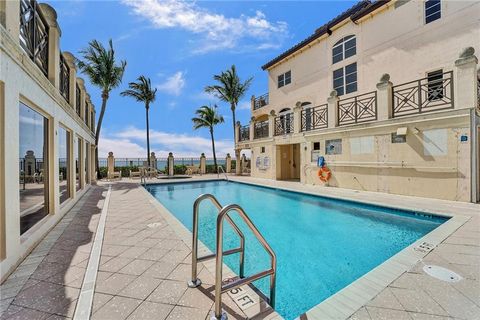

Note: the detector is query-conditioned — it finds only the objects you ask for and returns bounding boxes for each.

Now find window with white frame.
[332,35,356,64]
[425,0,441,24]
[277,70,291,88]
[333,62,357,96]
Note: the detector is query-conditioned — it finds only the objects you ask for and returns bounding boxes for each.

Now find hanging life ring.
[318,166,332,182]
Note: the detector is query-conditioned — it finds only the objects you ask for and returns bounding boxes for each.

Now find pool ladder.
[217,165,229,181]
[188,194,277,320]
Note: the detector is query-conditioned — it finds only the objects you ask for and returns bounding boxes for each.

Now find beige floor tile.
[142,261,177,279]
[98,256,133,273]
[349,307,372,320]
[167,263,193,282]
[92,296,142,320]
[390,287,448,316]
[146,280,187,305]
[166,305,208,320]
[138,248,170,261]
[91,293,114,313]
[119,275,162,300]
[367,288,404,310]
[178,286,214,309]
[365,306,411,320]
[118,259,155,276]
[95,273,137,295]
[126,301,174,320]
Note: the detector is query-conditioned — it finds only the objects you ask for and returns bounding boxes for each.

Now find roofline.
[261,0,391,71]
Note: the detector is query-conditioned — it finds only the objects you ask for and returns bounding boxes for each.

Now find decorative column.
[62,52,77,109]
[39,4,61,88]
[1,0,20,40]
[200,153,206,175]
[167,152,174,176]
[293,102,302,134]
[249,117,255,141]
[107,152,114,180]
[376,74,393,120]
[235,121,241,144]
[327,90,339,128]
[226,153,232,173]
[150,152,157,169]
[241,153,248,173]
[454,47,478,110]
[268,110,276,137]
[77,78,86,117]
[235,121,242,176]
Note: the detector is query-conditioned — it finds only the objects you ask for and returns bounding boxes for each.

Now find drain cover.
[147,222,163,228]
[423,265,463,282]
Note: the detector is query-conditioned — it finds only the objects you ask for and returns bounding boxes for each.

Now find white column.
[249,117,254,141]
[168,152,174,176]
[293,104,302,134]
[454,47,478,110]
[200,153,206,174]
[39,4,61,88]
[235,149,241,176]
[107,152,114,180]
[226,153,232,173]
[376,74,393,120]
[268,110,276,137]
[1,0,20,40]
[327,90,339,128]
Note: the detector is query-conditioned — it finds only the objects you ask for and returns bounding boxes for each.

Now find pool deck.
[0,175,478,320]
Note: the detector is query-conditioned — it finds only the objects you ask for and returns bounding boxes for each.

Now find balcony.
[239,125,250,141]
[274,113,294,136]
[301,104,328,131]
[253,93,269,110]
[254,120,269,139]
[337,91,377,126]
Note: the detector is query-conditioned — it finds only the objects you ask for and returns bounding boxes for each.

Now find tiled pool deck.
[0,176,478,320]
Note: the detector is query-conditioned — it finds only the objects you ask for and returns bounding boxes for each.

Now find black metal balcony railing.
[274,113,294,136]
[19,0,49,76]
[59,54,70,101]
[392,71,454,118]
[75,84,81,116]
[254,120,269,139]
[338,91,377,126]
[301,104,328,132]
[254,93,269,110]
[239,125,250,141]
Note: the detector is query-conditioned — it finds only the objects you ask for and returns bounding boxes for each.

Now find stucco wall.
[256,0,480,117]
[0,23,96,280]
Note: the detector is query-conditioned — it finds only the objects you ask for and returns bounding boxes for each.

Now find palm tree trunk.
[95,92,108,179]
[231,103,236,142]
[210,128,218,174]
[145,104,151,168]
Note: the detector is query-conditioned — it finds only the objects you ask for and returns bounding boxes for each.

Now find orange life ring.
[318,166,331,182]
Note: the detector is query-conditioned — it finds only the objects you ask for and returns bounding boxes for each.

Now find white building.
[1,0,97,280]
[236,0,480,202]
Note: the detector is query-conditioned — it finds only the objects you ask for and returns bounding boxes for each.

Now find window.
[261,146,265,153]
[325,139,342,155]
[427,70,444,101]
[76,137,82,191]
[85,142,90,184]
[425,0,441,24]
[85,102,89,125]
[58,126,70,205]
[278,71,291,88]
[19,103,49,235]
[332,35,356,64]
[333,62,357,96]
[311,142,321,162]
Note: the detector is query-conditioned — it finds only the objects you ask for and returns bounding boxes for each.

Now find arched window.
[332,35,356,64]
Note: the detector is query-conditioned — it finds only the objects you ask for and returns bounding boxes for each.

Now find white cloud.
[98,126,234,158]
[237,100,251,110]
[122,0,288,53]
[156,71,185,96]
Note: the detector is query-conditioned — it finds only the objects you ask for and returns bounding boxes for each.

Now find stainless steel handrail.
[188,194,245,288]
[217,166,228,181]
[213,204,277,320]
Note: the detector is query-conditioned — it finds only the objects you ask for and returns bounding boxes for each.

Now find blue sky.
[52,0,356,158]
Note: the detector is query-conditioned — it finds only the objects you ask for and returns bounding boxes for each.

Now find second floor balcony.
[253,93,269,110]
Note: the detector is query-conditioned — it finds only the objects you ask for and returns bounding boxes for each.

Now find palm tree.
[76,39,127,178]
[120,76,157,167]
[192,105,224,174]
[205,65,252,143]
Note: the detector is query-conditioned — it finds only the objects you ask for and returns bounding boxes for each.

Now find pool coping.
[141,177,471,320]
[139,183,281,319]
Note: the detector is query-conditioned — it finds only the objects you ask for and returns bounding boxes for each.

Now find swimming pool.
[146,180,447,320]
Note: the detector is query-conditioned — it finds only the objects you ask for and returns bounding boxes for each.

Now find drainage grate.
[423,265,463,282]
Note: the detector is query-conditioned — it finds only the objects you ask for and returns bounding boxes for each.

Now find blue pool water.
[146,181,446,319]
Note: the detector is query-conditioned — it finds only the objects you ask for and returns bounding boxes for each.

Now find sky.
[51,0,357,158]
